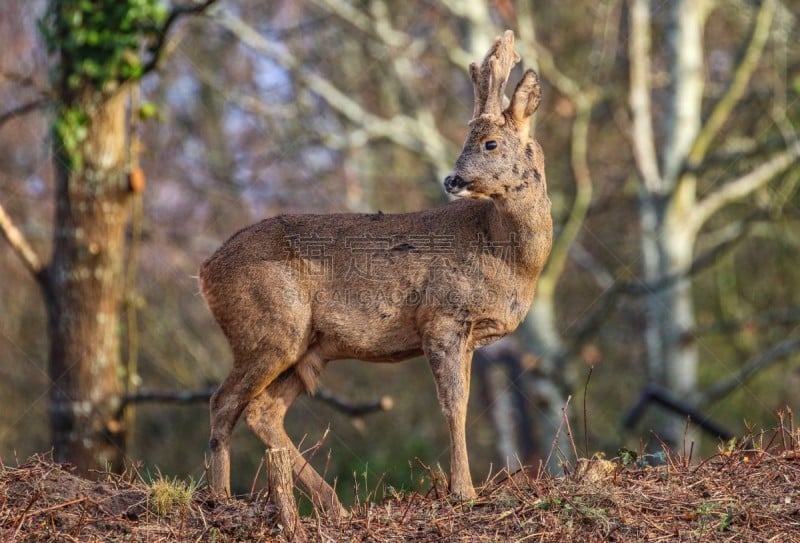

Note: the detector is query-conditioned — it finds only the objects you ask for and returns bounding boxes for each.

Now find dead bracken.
[1,434,799,542]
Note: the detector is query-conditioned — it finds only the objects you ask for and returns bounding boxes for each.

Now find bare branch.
[304,0,428,93]
[570,243,615,290]
[687,0,777,169]
[0,98,49,128]
[691,306,800,338]
[536,95,595,300]
[524,40,584,100]
[627,0,662,192]
[121,385,393,417]
[304,0,412,51]
[690,139,800,232]
[143,0,221,74]
[701,133,795,171]
[622,384,734,440]
[694,336,800,408]
[304,0,458,173]
[0,71,41,87]
[438,0,492,51]
[215,11,453,178]
[0,199,45,280]
[313,387,394,417]
[121,386,217,406]
[688,208,774,276]
[626,216,752,296]
[562,220,758,357]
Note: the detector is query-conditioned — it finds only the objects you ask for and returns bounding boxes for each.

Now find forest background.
[1,0,798,506]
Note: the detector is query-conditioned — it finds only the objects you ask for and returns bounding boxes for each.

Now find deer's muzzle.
[444,174,471,195]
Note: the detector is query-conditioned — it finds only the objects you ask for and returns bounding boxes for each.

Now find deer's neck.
[489,190,552,274]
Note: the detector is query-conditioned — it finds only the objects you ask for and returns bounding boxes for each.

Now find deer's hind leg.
[243,351,347,518]
[209,312,310,496]
[203,259,313,496]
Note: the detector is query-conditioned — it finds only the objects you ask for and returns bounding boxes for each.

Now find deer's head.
[444,31,543,200]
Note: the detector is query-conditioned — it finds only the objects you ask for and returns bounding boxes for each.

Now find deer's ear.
[509,70,541,133]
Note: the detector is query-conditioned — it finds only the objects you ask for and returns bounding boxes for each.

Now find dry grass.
[148,472,199,517]
[1,430,799,542]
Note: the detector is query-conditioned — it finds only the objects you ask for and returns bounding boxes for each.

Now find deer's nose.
[444,175,469,193]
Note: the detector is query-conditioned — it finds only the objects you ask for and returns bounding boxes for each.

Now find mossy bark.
[44,89,131,473]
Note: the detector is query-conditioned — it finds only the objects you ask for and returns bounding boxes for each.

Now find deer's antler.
[469,30,521,121]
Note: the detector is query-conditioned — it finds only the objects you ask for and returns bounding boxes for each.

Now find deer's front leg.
[424,328,476,500]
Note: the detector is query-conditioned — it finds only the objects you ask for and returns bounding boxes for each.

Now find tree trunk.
[45,90,131,472]
[521,300,572,471]
[640,182,698,449]
[474,345,536,472]
[638,0,708,451]
[267,448,306,540]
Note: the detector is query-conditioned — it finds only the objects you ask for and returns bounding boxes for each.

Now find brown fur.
[199,30,552,516]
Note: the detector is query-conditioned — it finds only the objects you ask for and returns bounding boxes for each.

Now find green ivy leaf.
[41,1,170,170]
[617,447,638,467]
[41,0,168,91]
[137,101,159,120]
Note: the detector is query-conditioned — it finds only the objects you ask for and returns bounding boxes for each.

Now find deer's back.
[199,198,542,361]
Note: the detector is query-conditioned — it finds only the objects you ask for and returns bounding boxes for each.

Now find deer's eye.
[484,140,498,151]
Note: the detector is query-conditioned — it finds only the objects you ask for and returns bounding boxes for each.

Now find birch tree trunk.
[632,0,710,449]
[628,0,797,449]
[639,187,699,447]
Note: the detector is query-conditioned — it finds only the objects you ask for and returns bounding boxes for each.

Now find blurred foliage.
[39,0,166,89]
[40,0,166,169]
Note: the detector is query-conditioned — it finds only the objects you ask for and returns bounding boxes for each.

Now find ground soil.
[1,436,799,542]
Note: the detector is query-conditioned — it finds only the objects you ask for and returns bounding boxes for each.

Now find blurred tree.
[626,0,798,447]
[498,0,800,458]
[0,0,217,473]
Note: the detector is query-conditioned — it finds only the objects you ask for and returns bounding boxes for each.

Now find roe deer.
[199,30,552,516]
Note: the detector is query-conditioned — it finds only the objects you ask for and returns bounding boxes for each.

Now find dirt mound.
[2,443,799,542]
[0,457,274,542]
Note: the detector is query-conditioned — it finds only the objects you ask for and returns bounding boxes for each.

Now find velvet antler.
[469,30,521,121]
